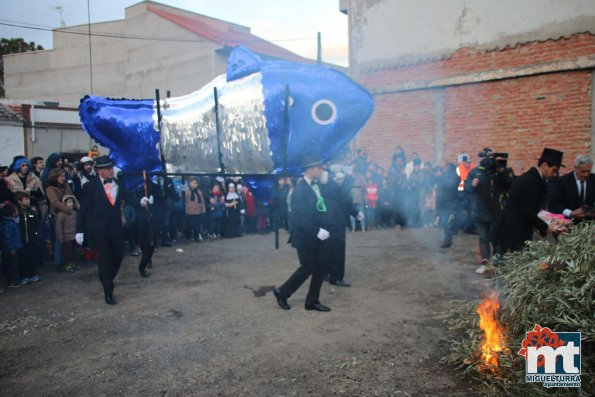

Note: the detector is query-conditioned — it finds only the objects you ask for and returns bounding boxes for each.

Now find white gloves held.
[356,211,364,221]
[140,195,154,207]
[75,233,84,245]
[317,228,330,241]
[240,209,246,215]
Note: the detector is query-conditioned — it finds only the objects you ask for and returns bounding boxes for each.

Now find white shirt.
[563,172,585,218]
[100,177,118,202]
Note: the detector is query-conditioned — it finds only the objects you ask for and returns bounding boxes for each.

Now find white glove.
[140,196,149,207]
[75,233,84,245]
[356,211,364,221]
[317,228,330,241]
[240,209,246,214]
[180,184,188,192]
[148,195,154,205]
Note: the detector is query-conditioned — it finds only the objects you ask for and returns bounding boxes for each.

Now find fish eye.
[311,99,337,125]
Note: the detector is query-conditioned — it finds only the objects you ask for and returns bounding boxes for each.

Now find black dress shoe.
[329,279,351,287]
[139,269,151,278]
[105,294,117,305]
[273,288,290,310]
[305,303,331,312]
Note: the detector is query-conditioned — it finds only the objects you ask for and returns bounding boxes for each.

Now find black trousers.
[327,235,346,282]
[95,228,124,296]
[137,214,158,273]
[19,242,42,278]
[278,245,330,305]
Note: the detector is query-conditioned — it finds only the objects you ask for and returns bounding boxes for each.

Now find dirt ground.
[0,227,487,396]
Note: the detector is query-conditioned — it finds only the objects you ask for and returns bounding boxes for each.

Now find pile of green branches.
[442,221,594,396]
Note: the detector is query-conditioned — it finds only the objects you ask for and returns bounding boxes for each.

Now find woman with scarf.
[44,168,74,271]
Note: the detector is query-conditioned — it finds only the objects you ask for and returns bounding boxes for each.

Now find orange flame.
[476,290,505,370]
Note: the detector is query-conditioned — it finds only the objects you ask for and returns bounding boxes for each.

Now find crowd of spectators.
[2,143,588,293]
[0,150,295,293]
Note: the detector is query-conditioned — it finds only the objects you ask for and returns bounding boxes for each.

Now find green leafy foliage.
[442,222,594,396]
[0,37,44,97]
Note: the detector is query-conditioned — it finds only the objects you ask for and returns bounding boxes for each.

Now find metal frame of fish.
[79,46,374,181]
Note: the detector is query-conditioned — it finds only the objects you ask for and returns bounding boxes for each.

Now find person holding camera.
[469,156,501,273]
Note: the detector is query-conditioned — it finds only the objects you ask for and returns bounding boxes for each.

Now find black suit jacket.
[549,171,595,214]
[289,179,326,251]
[77,178,127,239]
[499,167,548,251]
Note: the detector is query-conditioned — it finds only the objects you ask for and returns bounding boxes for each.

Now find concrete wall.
[347,0,595,75]
[0,123,25,166]
[3,2,226,105]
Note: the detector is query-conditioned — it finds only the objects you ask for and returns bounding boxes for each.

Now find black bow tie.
[103,178,113,185]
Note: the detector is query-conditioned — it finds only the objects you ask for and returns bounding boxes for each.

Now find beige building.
[0,103,25,166]
[2,1,310,159]
[4,0,308,106]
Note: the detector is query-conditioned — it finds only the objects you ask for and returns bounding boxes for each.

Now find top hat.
[537,148,564,167]
[94,155,114,169]
[301,154,324,169]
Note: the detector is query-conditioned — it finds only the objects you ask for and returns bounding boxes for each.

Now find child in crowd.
[207,185,225,239]
[0,202,23,288]
[55,195,79,273]
[184,177,205,242]
[243,186,257,234]
[88,144,101,160]
[14,190,44,284]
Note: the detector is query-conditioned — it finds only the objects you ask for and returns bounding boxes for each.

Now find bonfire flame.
[476,290,506,371]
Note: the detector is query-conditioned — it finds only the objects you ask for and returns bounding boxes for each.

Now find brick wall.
[356,33,594,174]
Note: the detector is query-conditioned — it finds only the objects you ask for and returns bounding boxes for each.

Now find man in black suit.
[549,154,595,222]
[76,156,129,305]
[273,156,333,312]
[498,148,566,253]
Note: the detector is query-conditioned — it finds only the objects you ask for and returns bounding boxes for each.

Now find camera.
[492,152,509,168]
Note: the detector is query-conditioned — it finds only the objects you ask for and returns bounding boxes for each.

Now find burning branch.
[476,290,507,372]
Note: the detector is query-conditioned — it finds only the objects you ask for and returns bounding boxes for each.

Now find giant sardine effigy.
[79,46,374,193]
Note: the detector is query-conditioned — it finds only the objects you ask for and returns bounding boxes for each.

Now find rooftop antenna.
[52,3,67,27]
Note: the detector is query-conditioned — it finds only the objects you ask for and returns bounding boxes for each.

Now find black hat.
[537,148,564,167]
[94,155,114,169]
[301,154,324,169]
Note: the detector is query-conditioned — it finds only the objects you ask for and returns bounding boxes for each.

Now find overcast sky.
[0,0,348,66]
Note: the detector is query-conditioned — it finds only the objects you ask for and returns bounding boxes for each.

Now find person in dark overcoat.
[548,154,595,222]
[75,156,133,305]
[498,148,566,253]
[273,156,333,312]
[436,162,459,248]
[322,171,360,287]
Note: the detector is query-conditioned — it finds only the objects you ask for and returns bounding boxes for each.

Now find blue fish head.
[227,47,374,172]
[264,64,373,172]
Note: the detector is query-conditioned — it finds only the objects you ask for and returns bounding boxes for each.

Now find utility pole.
[87,0,94,93]
[317,32,322,64]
